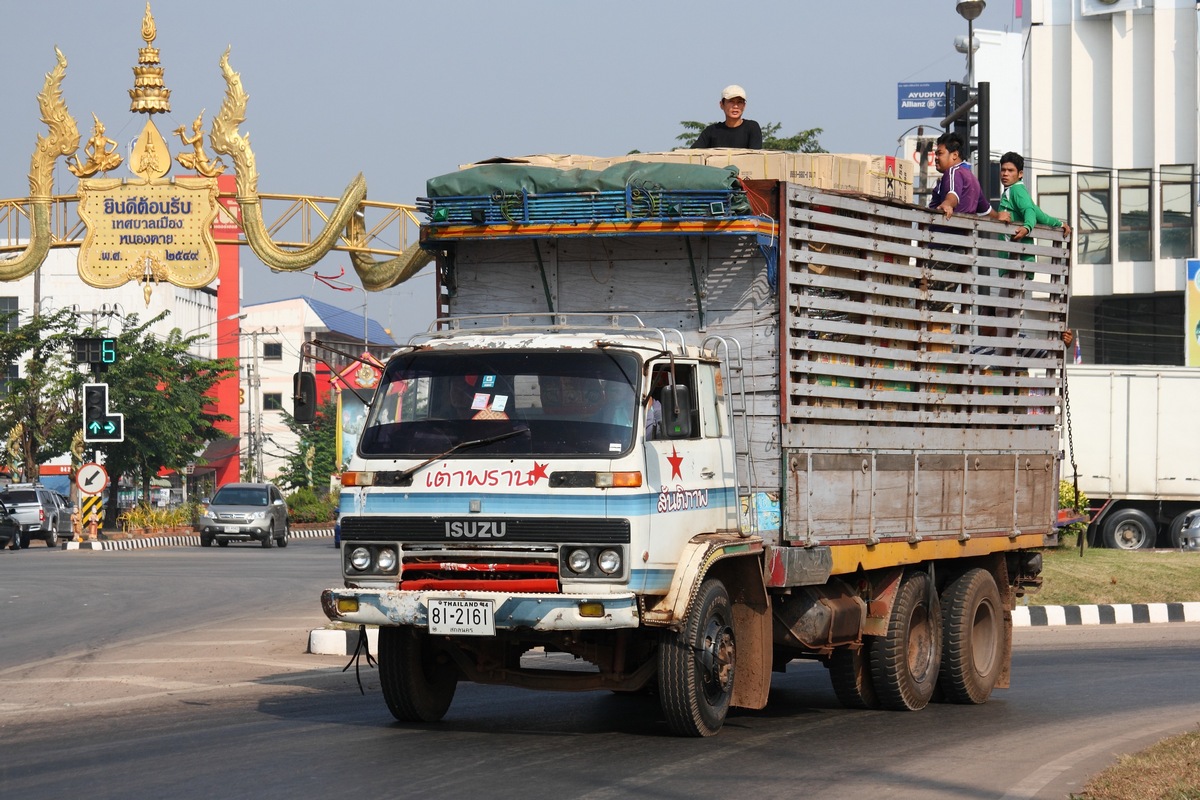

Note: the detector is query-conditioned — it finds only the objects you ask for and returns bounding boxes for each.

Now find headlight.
[250,511,267,520]
[567,549,591,573]
[376,548,397,572]
[597,549,621,575]
[349,547,372,571]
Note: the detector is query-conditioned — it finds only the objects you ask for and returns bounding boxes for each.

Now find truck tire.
[378,627,458,723]
[1101,508,1156,550]
[829,643,880,709]
[869,571,942,711]
[45,525,58,548]
[657,578,734,737]
[938,568,1003,704]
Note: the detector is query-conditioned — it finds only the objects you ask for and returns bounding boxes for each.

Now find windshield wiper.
[396,428,530,484]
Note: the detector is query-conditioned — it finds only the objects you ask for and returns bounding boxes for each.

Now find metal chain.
[1062,366,1084,556]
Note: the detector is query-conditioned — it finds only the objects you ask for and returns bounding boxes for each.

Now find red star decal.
[667,447,683,480]
[528,462,549,483]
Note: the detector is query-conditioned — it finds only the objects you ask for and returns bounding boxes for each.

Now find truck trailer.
[312,159,1070,736]
[1063,365,1200,550]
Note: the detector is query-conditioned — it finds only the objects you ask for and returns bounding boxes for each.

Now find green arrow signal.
[104,421,116,434]
[88,421,103,433]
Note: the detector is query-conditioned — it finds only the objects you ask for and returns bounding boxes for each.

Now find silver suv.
[0,484,72,548]
[196,482,289,548]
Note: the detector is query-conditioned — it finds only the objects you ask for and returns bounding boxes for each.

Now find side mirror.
[293,372,317,424]
[661,384,692,439]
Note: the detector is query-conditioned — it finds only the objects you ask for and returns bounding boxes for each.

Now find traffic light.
[83,383,124,443]
[943,80,976,161]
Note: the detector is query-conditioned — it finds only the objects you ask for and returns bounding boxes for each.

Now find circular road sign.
[76,463,109,496]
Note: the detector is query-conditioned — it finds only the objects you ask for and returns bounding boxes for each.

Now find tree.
[675,121,826,153]
[0,308,83,483]
[274,392,339,494]
[91,313,237,527]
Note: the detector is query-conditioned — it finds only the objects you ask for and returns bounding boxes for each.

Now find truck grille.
[399,544,560,591]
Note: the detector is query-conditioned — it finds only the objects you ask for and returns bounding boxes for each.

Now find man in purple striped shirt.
[929,132,990,219]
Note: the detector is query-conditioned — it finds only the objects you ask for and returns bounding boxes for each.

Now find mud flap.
[731,594,772,710]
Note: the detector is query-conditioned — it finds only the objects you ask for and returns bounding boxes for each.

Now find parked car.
[1178,509,1200,551]
[195,482,289,548]
[0,484,72,547]
[0,500,19,550]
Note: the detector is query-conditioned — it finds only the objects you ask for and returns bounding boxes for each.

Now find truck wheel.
[829,643,879,709]
[200,534,213,547]
[378,627,458,723]
[938,569,1003,704]
[1101,508,1156,550]
[657,578,734,737]
[870,571,942,711]
[45,526,58,548]
[19,534,31,549]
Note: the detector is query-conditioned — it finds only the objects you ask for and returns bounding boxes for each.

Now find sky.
[0,0,1022,341]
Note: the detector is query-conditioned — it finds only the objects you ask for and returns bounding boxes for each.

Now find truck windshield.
[358,349,641,458]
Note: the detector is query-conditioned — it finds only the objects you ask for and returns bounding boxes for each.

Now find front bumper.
[321,588,641,632]
[198,523,270,542]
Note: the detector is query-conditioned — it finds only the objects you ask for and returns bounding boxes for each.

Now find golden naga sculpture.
[67,113,124,178]
[3,17,431,293]
[0,48,79,282]
[174,110,225,177]
[209,48,431,289]
[209,48,365,274]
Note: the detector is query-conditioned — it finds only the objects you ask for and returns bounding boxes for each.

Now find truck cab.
[333,318,743,603]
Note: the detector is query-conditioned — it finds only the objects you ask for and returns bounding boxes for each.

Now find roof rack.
[411,313,689,354]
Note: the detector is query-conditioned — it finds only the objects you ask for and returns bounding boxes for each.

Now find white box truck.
[1064,365,1200,549]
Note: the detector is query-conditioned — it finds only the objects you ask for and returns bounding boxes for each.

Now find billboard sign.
[898,82,947,120]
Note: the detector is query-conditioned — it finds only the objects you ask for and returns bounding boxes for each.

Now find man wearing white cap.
[692,85,763,149]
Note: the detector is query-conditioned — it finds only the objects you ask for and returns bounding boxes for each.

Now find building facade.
[241,296,397,482]
[1022,0,1198,365]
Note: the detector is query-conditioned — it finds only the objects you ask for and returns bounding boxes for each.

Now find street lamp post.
[956,1,986,88]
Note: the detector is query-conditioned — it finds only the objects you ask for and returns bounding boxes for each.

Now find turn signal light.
[341,471,375,487]
[336,597,360,614]
[595,471,642,488]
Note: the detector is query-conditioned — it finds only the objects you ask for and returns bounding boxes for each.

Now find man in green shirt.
[996,151,1071,241]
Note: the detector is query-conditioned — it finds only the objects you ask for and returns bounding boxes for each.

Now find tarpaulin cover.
[426,161,742,198]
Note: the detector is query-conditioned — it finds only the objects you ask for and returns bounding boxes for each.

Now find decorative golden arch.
[0,5,431,294]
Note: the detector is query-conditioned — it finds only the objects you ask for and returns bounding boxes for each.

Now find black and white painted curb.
[1013,602,1200,627]
[306,602,1200,656]
[60,527,334,551]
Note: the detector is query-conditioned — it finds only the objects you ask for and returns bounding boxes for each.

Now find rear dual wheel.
[870,571,942,711]
[829,643,879,710]
[938,568,1004,704]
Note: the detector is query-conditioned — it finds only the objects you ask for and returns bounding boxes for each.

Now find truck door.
[642,362,736,588]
